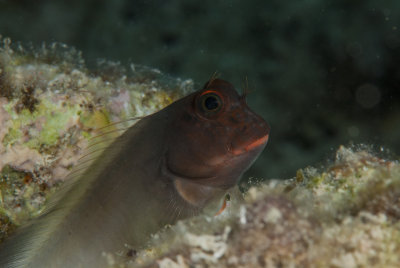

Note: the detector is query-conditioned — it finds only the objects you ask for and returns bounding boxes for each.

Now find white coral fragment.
[184,226,231,263]
[157,255,187,268]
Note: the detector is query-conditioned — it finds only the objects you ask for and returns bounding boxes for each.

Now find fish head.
[165,78,270,206]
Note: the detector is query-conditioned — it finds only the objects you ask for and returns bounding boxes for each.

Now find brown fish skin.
[0,78,270,268]
[166,78,270,205]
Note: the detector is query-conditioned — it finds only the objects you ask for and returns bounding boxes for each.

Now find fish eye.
[197,91,224,117]
[203,94,221,111]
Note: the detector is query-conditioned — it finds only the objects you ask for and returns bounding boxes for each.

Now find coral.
[124,146,400,268]
[0,38,193,239]
[1,38,399,267]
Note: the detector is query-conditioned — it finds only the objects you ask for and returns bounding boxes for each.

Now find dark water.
[0,0,399,179]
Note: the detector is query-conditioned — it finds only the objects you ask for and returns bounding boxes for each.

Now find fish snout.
[230,110,270,156]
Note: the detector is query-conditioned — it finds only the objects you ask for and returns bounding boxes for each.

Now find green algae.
[2,127,21,147]
[2,98,82,150]
[0,165,51,227]
[27,100,81,148]
[0,38,193,244]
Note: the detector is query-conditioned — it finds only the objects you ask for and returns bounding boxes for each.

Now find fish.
[0,78,270,268]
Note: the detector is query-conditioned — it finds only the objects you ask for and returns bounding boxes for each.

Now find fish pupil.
[204,95,220,110]
[197,91,223,117]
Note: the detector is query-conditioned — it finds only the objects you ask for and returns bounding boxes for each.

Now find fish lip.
[230,133,269,156]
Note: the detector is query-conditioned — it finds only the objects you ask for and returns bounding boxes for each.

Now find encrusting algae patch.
[0,37,193,242]
[130,146,400,268]
[0,37,400,267]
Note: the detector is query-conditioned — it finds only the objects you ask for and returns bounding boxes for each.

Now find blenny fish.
[0,78,270,267]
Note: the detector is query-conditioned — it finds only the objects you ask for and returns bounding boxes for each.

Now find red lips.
[231,133,269,156]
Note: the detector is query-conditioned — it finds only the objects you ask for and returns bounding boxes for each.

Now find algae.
[127,146,400,268]
[0,38,193,237]
[1,38,399,268]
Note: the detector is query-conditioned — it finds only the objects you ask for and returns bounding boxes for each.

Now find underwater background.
[0,0,399,179]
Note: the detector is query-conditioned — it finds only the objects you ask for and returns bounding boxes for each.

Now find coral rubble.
[0,38,192,241]
[131,146,400,268]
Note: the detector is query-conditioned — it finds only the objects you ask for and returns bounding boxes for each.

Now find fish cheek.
[167,115,227,178]
[166,139,216,179]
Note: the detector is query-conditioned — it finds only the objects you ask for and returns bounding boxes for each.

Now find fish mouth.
[230,133,269,156]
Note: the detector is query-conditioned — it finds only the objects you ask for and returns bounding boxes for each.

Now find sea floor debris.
[127,145,400,268]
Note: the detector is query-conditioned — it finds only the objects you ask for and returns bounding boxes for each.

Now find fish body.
[0,79,270,267]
